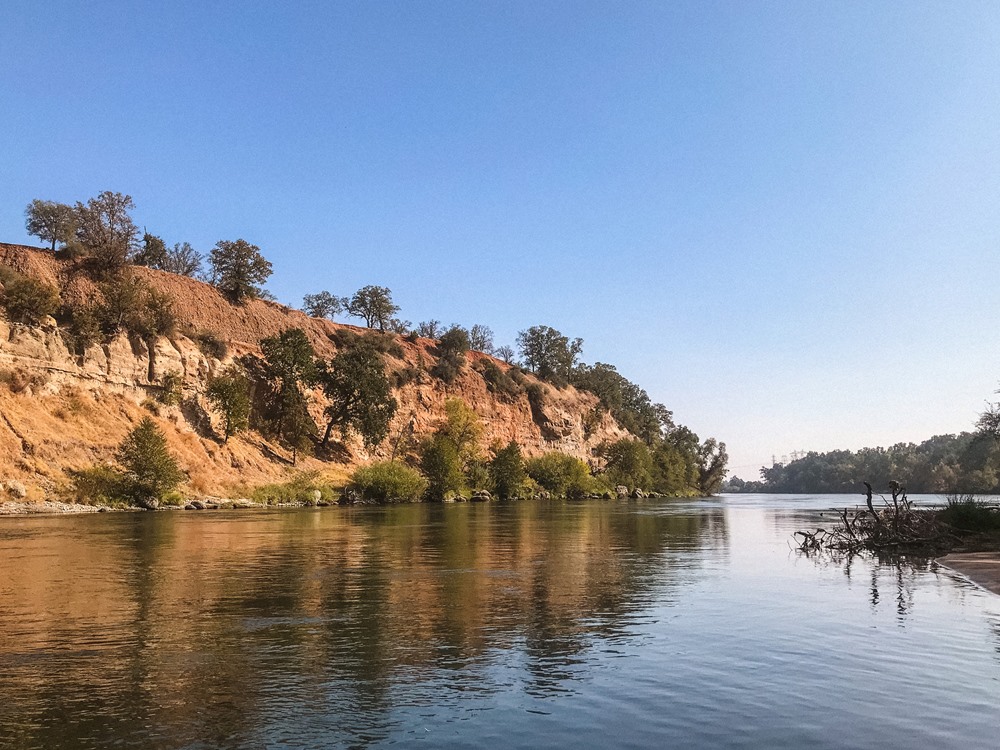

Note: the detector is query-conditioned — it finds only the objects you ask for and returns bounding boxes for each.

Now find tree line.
[10,190,728,503]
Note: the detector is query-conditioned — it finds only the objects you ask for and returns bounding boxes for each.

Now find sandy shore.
[938,553,1000,596]
[0,500,108,515]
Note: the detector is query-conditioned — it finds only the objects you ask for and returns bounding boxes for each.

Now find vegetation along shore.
[0,192,728,510]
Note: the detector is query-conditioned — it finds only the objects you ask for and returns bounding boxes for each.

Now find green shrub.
[191,330,229,360]
[249,471,335,505]
[349,461,428,503]
[157,371,184,405]
[939,494,1000,532]
[68,464,126,505]
[329,328,404,358]
[64,304,102,353]
[526,451,594,498]
[431,327,470,383]
[0,266,60,324]
[476,360,524,401]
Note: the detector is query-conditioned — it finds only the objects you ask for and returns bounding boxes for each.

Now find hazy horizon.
[3,2,999,479]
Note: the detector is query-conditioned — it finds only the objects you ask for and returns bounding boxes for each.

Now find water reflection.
[0,502,725,750]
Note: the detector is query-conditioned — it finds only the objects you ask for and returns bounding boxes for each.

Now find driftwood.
[795,481,959,556]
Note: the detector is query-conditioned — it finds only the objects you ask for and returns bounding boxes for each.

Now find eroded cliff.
[0,244,629,501]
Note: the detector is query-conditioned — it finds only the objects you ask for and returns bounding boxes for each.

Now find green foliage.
[95,273,176,338]
[209,239,273,303]
[116,417,185,503]
[74,191,139,276]
[25,199,78,251]
[603,439,653,491]
[747,433,1000,494]
[134,232,168,267]
[249,472,335,505]
[303,291,346,319]
[572,362,674,444]
[420,433,466,500]
[329,328,404,358]
[431,326,470,383]
[255,329,318,462]
[157,371,184,406]
[0,266,60,324]
[475,359,524,401]
[63,304,102,353]
[698,437,729,495]
[489,441,527,499]
[440,398,483,466]
[938,494,1000,532]
[316,342,398,448]
[347,285,399,331]
[206,365,251,443]
[526,452,593,498]
[68,464,126,505]
[190,330,228,360]
[517,325,583,385]
[349,461,428,503]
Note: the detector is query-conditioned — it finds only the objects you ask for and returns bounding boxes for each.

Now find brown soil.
[937,553,1000,596]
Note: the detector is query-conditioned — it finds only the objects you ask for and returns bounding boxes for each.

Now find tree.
[517,325,583,384]
[162,242,203,277]
[257,329,317,462]
[489,441,526,499]
[431,326,470,383]
[603,439,653,491]
[24,199,77,251]
[347,285,399,331]
[468,324,494,354]
[134,232,168,267]
[416,320,443,338]
[116,417,184,502]
[315,343,398,447]
[206,365,252,443]
[209,239,273,303]
[75,191,139,274]
[526,452,592,498]
[420,433,465,500]
[303,291,346,320]
[698,438,729,495]
[495,345,516,364]
[439,398,483,467]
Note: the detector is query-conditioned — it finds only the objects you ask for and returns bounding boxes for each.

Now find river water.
[0,494,997,749]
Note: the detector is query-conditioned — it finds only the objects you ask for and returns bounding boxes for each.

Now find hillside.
[0,243,630,501]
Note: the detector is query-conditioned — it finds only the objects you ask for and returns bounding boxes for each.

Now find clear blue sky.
[2,1,999,479]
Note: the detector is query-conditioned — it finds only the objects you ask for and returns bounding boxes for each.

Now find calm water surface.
[0,494,998,749]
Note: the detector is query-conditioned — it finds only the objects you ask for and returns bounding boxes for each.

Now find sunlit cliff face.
[0,244,629,499]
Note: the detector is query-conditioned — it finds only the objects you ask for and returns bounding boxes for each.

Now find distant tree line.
[726,431,1000,494]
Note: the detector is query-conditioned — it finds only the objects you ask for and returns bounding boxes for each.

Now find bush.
[329,328,404,358]
[95,274,176,339]
[191,330,229,360]
[64,304,102,353]
[157,371,184,405]
[0,266,60,324]
[476,360,524,401]
[68,464,126,505]
[432,326,470,383]
[526,451,594,498]
[249,472,335,505]
[0,368,48,394]
[939,494,1000,532]
[349,461,428,504]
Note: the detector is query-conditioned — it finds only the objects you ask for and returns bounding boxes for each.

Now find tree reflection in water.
[0,501,726,749]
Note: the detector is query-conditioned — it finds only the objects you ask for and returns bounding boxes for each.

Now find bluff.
[0,243,630,501]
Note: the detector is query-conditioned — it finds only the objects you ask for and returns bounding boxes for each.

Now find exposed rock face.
[0,244,630,499]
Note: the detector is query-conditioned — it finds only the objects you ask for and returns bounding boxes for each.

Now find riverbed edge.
[937,553,1000,596]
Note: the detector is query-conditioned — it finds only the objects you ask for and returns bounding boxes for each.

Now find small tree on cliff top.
[24,199,78,252]
[347,285,399,331]
[210,239,273,303]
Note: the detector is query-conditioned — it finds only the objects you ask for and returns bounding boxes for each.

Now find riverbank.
[938,553,1000,596]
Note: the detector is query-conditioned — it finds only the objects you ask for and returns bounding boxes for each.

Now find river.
[0,494,997,749]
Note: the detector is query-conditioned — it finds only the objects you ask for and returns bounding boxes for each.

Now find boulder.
[615,485,629,498]
[632,489,646,499]
[6,480,27,499]
[470,489,492,502]
[135,496,159,511]
[189,500,206,510]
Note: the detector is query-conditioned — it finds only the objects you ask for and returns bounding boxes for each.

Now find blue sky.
[2,1,999,478]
